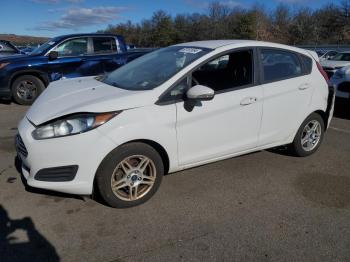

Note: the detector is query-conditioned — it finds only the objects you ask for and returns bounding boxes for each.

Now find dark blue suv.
[0,33,150,105]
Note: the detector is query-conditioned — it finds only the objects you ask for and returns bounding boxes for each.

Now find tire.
[289,113,325,157]
[11,75,45,105]
[96,142,164,208]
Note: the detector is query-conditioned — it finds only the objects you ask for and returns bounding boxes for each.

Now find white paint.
[17,40,332,195]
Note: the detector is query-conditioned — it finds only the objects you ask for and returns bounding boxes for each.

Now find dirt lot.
[0,100,349,262]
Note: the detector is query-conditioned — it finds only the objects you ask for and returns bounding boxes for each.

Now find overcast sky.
[0,0,342,37]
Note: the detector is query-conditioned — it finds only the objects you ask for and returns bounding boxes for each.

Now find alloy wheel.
[16,80,38,102]
[110,155,156,201]
[301,120,322,152]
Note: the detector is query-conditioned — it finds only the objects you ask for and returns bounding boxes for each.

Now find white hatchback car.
[17,40,335,208]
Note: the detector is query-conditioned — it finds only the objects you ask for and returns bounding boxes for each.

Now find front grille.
[15,134,28,158]
[338,81,350,93]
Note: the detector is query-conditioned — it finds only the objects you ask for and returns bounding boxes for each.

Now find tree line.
[100,1,350,47]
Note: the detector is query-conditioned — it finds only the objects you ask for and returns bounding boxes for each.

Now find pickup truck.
[0,33,151,105]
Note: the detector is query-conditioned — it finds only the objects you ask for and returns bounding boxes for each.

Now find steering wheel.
[192,76,199,86]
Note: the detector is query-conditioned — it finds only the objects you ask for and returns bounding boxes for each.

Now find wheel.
[96,142,164,208]
[289,113,325,157]
[11,75,45,105]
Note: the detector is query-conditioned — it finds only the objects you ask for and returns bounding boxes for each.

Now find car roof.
[175,40,315,59]
[174,40,261,49]
[53,33,122,40]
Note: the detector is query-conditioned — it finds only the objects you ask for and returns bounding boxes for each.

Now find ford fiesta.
[16,40,335,208]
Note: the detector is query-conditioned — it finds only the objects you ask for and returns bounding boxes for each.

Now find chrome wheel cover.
[111,155,156,201]
[301,120,322,152]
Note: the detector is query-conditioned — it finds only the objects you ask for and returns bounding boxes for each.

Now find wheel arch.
[314,110,327,128]
[122,139,170,175]
[92,138,171,198]
[9,70,50,91]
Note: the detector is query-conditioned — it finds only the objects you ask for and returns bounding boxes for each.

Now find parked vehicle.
[330,65,350,101]
[18,46,37,55]
[321,51,350,78]
[16,40,335,208]
[0,33,152,105]
[0,40,21,57]
[318,50,338,61]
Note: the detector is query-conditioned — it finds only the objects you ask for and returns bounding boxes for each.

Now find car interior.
[192,50,253,91]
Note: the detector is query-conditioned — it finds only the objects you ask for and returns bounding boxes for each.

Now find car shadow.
[0,205,60,262]
[266,145,297,157]
[334,97,350,120]
[14,156,86,202]
[0,98,12,105]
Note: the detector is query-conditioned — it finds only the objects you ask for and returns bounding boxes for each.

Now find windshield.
[30,37,60,55]
[101,46,211,90]
[331,53,350,61]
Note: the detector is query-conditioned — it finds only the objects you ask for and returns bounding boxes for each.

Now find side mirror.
[186,85,215,101]
[48,51,58,61]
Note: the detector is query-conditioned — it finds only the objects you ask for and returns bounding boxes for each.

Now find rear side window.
[93,37,117,54]
[300,55,312,75]
[260,49,302,83]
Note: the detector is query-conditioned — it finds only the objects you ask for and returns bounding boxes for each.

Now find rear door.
[258,48,314,146]
[91,36,122,73]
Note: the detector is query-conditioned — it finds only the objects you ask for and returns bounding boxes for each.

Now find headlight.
[0,62,9,69]
[32,111,120,140]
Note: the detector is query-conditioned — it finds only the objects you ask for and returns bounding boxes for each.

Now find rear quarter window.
[260,49,302,83]
[300,55,312,75]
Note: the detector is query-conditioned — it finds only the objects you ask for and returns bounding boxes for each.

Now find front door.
[48,37,101,80]
[175,49,263,166]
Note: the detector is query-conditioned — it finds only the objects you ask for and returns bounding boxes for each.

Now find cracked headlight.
[32,111,120,140]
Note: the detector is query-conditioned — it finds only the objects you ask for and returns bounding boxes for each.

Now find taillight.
[316,62,329,82]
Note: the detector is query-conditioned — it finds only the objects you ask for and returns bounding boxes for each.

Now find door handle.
[298,83,310,90]
[240,97,257,106]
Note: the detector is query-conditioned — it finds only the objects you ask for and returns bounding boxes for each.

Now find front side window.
[191,50,253,92]
[101,46,211,91]
[53,38,88,57]
[93,37,117,54]
[261,49,302,83]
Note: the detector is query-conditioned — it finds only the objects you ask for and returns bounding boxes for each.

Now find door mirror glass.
[186,85,214,101]
[48,51,58,61]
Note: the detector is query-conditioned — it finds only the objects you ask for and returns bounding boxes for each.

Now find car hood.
[321,60,350,69]
[26,76,155,125]
[0,53,39,63]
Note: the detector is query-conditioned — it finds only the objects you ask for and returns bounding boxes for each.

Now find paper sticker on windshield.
[48,41,55,45]
[179,48,202,54]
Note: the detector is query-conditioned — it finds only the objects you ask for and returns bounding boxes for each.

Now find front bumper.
[16,117,119,195]
[330,77,350,99]
[0,69,11,99]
